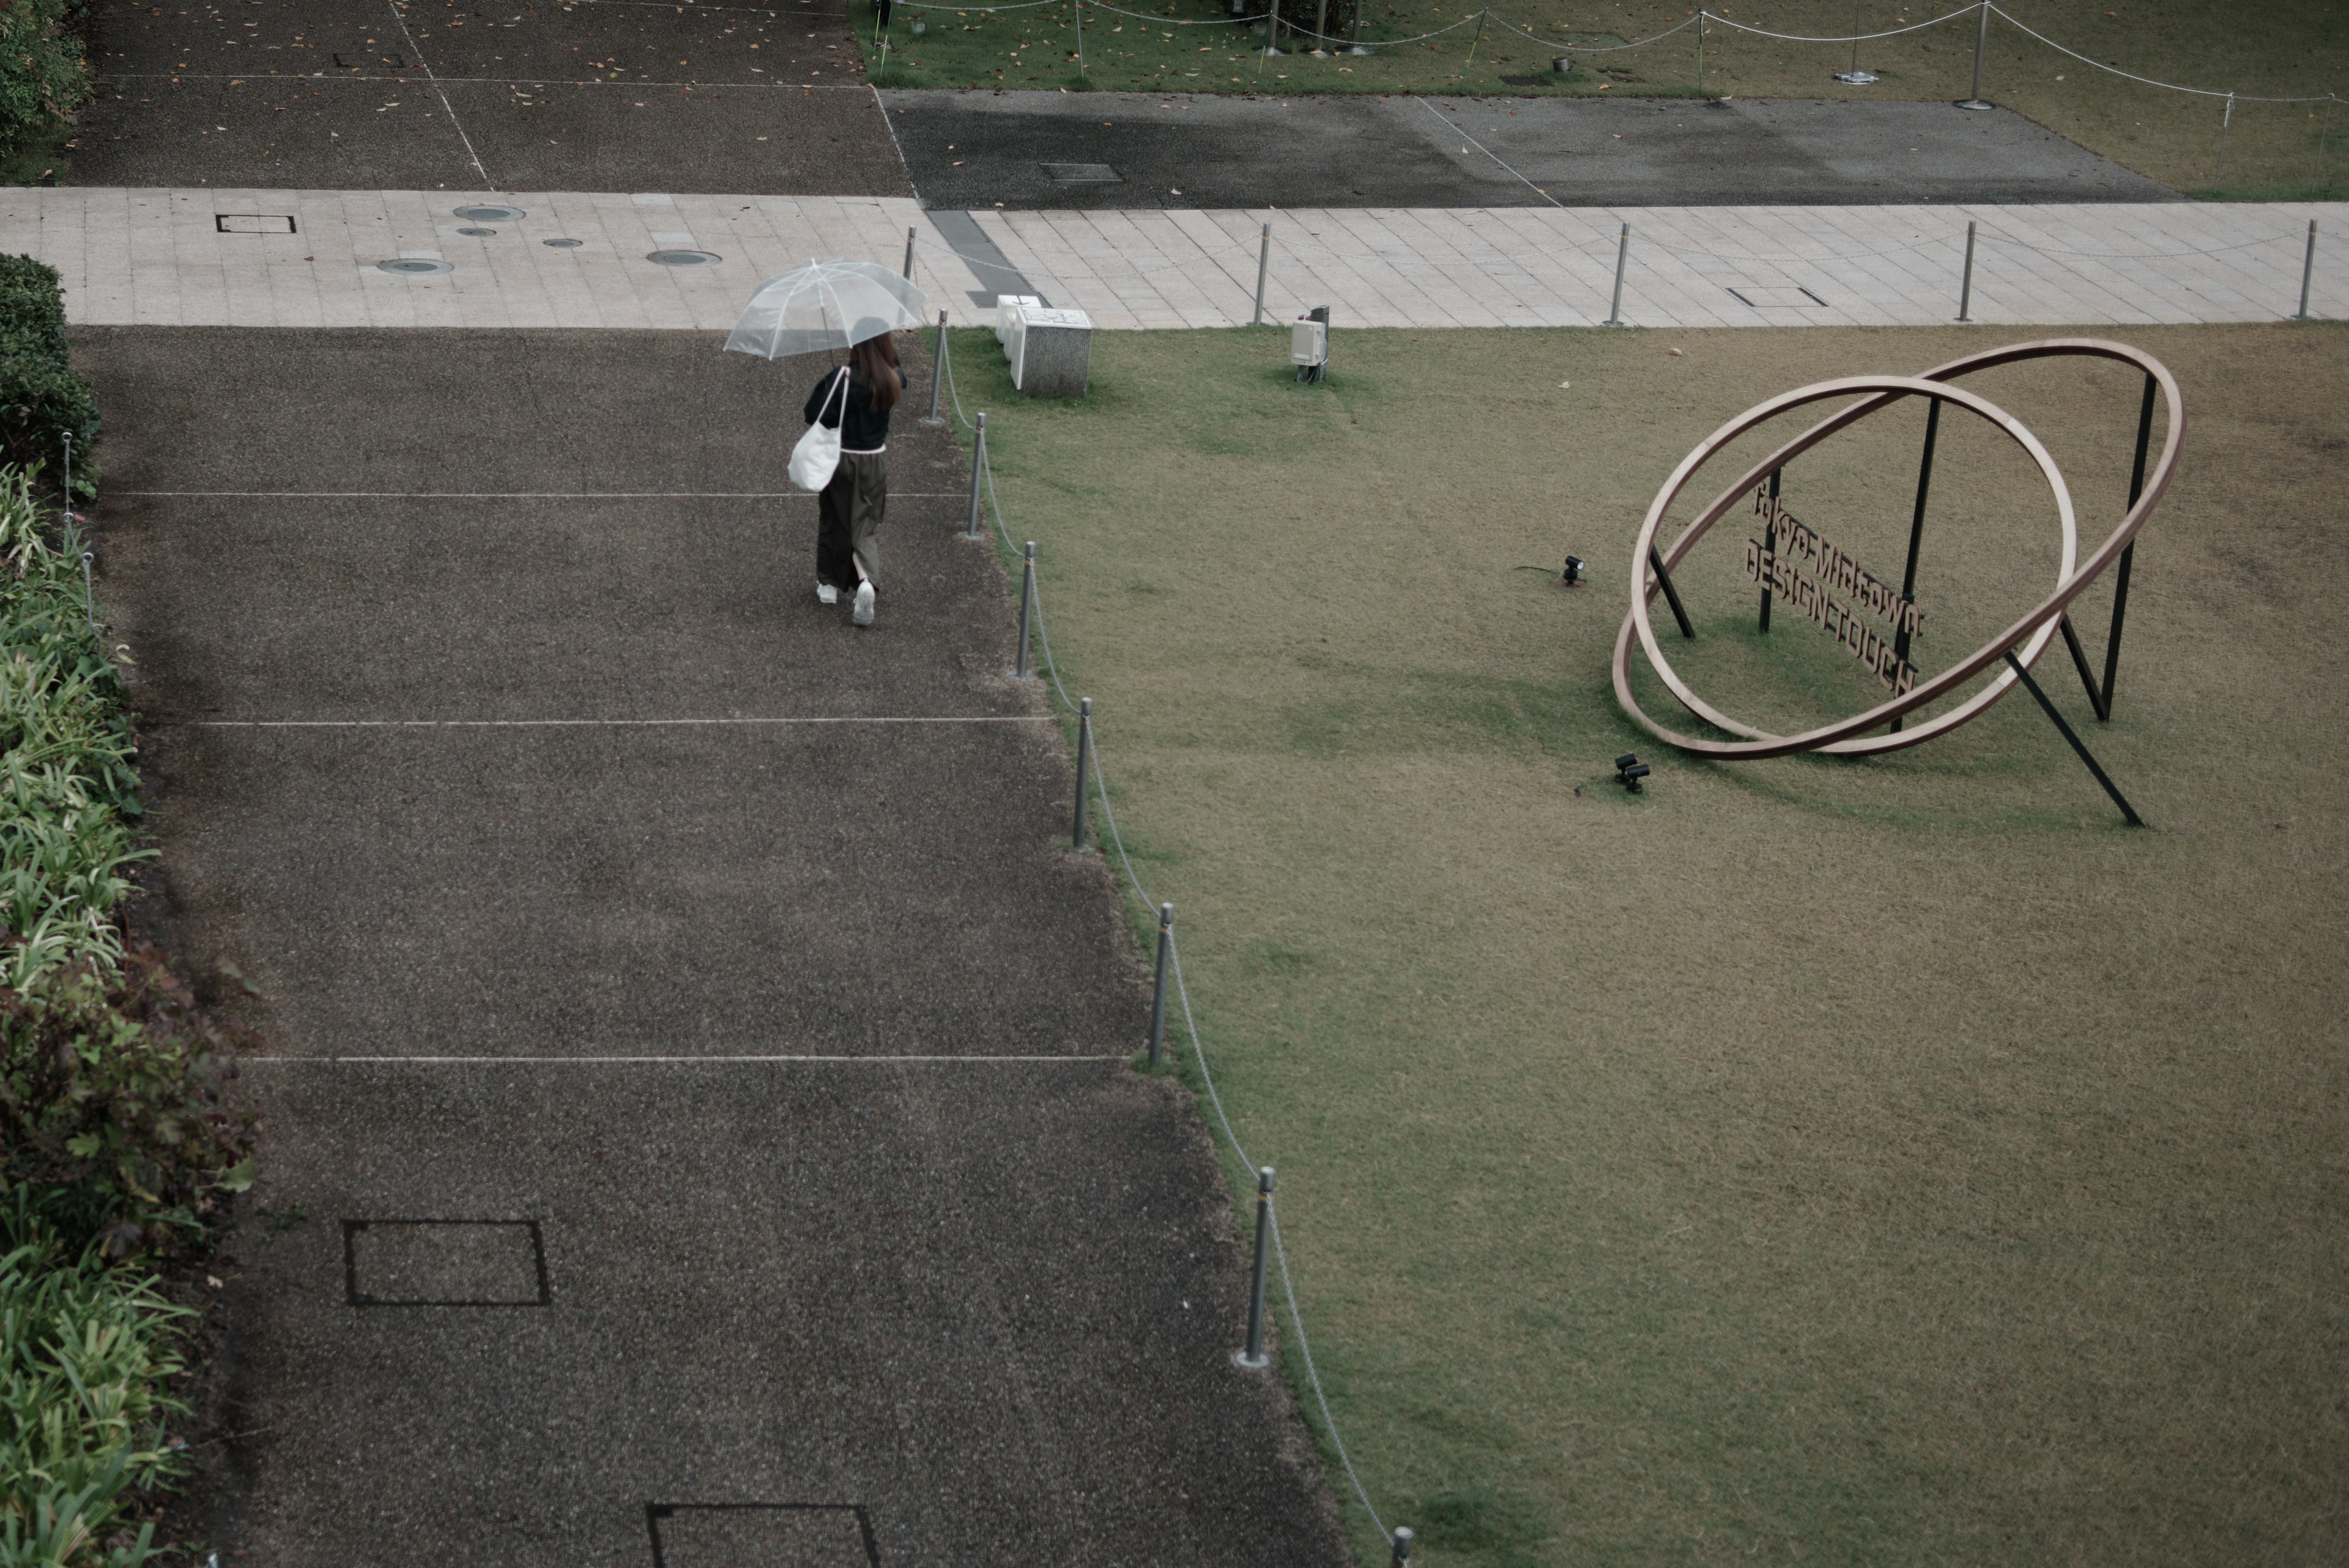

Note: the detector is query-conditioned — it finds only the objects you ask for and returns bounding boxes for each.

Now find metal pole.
[2214,91,2234,185]
[1605,221,1630,325]
[1461,7,1486,84]
[965,412,987,537]
[1694,8,1704,96]
[1850,0,1860,75]
[1238,1167,1275,1369]
[60,431,71,532]
[1075,0,1085,77]
[1346,0,1368,54]
[2295,219,2318,319]
[1147,902,1172,1065]
[78,550,95,636]
[1888,395,1942,732]
[2004,652,2146,827]
[1072,697,1094,850]
[1391,1526,1415,1566]
[921,310,947,425]
[1956,219,1977,321]
[1757,467,1779,631]
[1252,221,1271,325]
[1015,541,1036,678]
[1958,0,1991,108]
[902,225,916,280]
[2098,372,2156,713]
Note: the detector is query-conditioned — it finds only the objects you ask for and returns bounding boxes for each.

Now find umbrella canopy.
[724,259,928,360]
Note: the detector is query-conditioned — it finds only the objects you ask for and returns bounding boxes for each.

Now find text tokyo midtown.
[1743,486,1924,696]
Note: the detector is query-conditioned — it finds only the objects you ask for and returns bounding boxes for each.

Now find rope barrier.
[1697,0,1980,47]
[1985,4,2339,105]
[938,324,1395,1545]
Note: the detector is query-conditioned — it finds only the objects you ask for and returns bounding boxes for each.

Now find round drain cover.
[542,237,584,248]
[647,249,722,267]
[453,204,525,222]
[377,258,454,275]
[455,226,497,237]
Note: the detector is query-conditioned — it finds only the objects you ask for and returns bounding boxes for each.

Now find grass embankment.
[0,259,250,1566]
[865,0,2348,195]
[948,320,2349,1567]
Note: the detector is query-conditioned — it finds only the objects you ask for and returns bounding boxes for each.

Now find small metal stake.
[965,412,987,538]
[60,431,72,532]
[1014,541,1036,679]
[1072,697,1094,850]
[1605,221,1630,326]
[1956,219,1978,321]
[1147,902,1172,1066]
[1252,221,1271,325]
[78,550,95,635]
[1237,1167,1275,1369]
[902,225,916,280]
[1391,1527,1415,1566]
[2295,220,2318,319]
[1957,0,1991,108]
[921,310,948,425]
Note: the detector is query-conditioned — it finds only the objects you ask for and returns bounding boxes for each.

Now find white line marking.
[245,1053,1121,1063]
[387,0,492,186]
[112,492,963,500]
[184,716,1053,729]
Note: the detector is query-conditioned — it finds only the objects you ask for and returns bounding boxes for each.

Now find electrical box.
[1290,319,1326,367]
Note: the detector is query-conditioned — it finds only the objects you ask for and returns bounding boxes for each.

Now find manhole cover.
[377,258,453,275]
[542,237,584,248]
[647,250,722,267]
[455,226,497,237]
[453,204,525,222]
[1041,162,1121,182]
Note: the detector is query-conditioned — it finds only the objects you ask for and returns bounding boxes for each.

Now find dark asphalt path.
[885,90,2175,209]
[84,327,1350,1565]
[73,0,909,194]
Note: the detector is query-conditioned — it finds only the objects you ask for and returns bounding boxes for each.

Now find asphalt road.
[72,0,910,194]
[83,326,1351,1566]
[885,91,2177,209]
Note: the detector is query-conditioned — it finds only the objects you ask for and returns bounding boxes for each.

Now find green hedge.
[0,1,91,152]
[0,258,95,494]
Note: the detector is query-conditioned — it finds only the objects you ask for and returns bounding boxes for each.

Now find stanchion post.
[1605,221,1630,326]
[1147,902,1172,1065]
[78,550,95,636]
[1253,221,1271,325]
[921,310,948,425]
[1015,541,1036,679]
[2214,91,2235,184]
[2295,220,2318,319]
[59,431,73,537]
[1956,219,1977,321]
[1957,0,1991,108]
[1072,697,1094,850]
[902,225,916,280]
[1236,1167,1275,1369]
[1694,7,1705,97]
[1391,1527,1416,1566]
[1461,7,1487,84]
[965,412,987,538]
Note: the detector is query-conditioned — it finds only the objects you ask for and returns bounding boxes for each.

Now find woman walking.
[804,321,902,627]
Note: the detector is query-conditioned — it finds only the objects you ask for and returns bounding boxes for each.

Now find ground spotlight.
[1614,753,1650,793]
[1562,554,1585,585]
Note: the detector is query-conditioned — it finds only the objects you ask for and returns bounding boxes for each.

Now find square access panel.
[1040,163,1121,183]
[647,1504,879,1568]
[343,1219,550,1306]
[333,51,407,69]
[216,214,296,235]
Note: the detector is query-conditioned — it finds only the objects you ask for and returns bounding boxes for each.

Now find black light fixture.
[1562,554,1585,586]
[1614,753,1650,793]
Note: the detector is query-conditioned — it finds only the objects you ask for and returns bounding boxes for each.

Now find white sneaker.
[852,581,875,626]
[816,582,839,606]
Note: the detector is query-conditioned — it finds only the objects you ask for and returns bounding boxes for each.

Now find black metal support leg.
[2005,652,2145,827]
[1650,546,1694,640]
[1890,396,1942,733]
[2066,374,2157,719]
[1758,467,1779,633]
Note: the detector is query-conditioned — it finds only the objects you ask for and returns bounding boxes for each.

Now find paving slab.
[74,0,908,195]
[882,90,2178,210]
[81,324,1351,1562]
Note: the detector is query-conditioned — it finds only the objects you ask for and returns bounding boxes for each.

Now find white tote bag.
[789,368,851,492]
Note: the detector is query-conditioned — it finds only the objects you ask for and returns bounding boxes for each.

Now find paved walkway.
[11,188,2341,331]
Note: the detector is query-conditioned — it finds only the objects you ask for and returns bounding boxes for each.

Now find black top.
[804,365,899,452]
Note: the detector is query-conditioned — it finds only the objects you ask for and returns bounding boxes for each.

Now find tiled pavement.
[9,187,2342,331]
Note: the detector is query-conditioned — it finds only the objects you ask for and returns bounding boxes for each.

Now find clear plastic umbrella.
[723,259,929,360]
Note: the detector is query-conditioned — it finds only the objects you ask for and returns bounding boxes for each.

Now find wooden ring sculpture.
[1612,340,2184,759]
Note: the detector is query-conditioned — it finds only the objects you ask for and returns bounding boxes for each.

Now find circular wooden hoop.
[1611,339,2185,760]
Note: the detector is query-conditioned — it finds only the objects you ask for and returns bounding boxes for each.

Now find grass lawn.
[943,319,2349,1567]
[864,0,2348,195]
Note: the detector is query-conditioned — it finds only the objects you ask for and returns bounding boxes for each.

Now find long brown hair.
[850,333,902,412]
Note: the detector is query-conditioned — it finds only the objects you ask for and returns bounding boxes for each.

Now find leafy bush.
[0,2,90,153]
[0,1199,187,1568]
[0,260,97,493]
